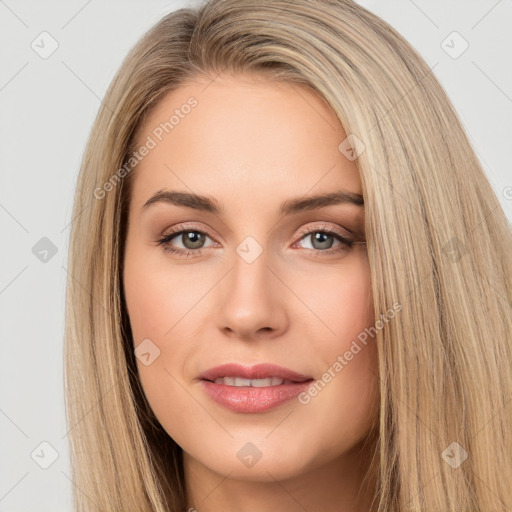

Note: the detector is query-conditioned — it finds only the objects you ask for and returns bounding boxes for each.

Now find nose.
[215,247,288,341]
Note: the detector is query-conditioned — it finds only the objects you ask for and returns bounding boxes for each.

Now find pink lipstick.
[198,363,314,413]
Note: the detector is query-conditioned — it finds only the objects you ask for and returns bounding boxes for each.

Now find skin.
[123,72,380,512]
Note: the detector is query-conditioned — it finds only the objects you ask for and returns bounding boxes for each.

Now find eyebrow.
[141,189,364,216]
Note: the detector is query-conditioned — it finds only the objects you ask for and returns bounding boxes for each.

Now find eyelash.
[156,223,361,259]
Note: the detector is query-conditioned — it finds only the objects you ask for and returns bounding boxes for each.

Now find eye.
[156,224,216,257]
[293,224,356,257]
[155,223,363,258]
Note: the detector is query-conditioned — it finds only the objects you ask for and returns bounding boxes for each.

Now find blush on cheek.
[297,265,373,346]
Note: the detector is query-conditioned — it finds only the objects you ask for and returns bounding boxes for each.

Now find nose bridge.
[235,233,267,272]
[214,234,286,337]
[229,235,271,301]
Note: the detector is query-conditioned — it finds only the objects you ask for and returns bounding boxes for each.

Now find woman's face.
[123,73,379,483]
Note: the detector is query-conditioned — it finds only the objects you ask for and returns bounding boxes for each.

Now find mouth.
[198,363,314,413]
[208,376,301,386]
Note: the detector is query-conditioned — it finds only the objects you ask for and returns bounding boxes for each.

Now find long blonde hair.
[64,0,512,510]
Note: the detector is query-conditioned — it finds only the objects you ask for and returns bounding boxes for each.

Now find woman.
[64,0,512,510]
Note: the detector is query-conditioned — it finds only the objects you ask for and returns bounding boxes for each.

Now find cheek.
[123,251,205,343]
[291,254,374,343]
[122,246,208,423]
[289,256,379,433]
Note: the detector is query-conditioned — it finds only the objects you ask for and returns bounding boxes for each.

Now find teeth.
[213,377,286,387]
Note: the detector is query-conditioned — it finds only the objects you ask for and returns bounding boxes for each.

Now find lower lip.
[200,380,313,413]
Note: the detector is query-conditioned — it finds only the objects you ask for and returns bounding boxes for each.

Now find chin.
[184,435,326,483]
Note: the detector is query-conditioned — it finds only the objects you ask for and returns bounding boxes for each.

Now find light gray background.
[0,1,510,510]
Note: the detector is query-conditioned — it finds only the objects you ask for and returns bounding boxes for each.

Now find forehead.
[130,73,362,208]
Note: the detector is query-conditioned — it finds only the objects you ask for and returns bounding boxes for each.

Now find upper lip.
[198,363,313,383]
